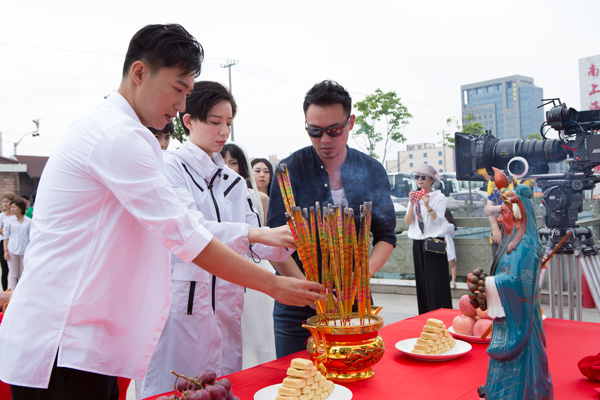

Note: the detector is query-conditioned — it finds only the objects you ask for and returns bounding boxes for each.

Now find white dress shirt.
[407,190,449,239]
[0,93,214,388]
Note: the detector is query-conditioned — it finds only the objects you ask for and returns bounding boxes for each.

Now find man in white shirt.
[0,24,324,400]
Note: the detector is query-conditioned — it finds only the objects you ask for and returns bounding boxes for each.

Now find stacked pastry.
[411,318,456,355]
[276,358,335,400]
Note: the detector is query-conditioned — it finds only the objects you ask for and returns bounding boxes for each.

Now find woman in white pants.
[3,198,32,290]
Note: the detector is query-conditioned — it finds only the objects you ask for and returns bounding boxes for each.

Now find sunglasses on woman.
[414,175,428,180]
[305,115,352,138]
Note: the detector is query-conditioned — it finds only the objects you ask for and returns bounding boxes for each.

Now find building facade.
[385,143,455,173]
[461,75,544,140]
[0,155,48,200]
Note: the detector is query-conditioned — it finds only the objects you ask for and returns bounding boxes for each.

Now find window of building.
[424,161,428,164]
[438,160,443,165]
[409,154,413,159]
[423,153,427,158]
[409,162,413,168]
[438,151,442,156]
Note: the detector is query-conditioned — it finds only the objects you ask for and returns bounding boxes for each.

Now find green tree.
[527,132,542,140]
[172,116,187,144]
[353,89,412,164]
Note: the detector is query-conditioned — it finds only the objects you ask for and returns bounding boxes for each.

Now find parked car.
[391,196,407,213]
[446,190,487,208]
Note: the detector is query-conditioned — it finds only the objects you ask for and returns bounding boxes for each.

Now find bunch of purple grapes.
[156,370,240,400]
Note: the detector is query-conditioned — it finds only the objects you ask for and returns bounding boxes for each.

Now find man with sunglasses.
[267,80,397,357]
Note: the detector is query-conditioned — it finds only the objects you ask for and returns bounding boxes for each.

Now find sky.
[0,0,598,164]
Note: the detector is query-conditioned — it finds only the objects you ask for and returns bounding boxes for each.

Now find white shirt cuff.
[485,276,505,319]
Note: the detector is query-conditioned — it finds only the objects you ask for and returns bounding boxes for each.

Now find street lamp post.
[13,119,40,157]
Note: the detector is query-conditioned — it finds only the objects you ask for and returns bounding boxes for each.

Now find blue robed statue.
[482,179,553,400]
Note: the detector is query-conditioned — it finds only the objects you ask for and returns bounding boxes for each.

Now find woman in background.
[404,164,451,314]
[0,193,16,291]
[252,158,273,197]
[222,143,278,368]
[3,198,32,290]
[223,144,269,222]
[148,121,174,151]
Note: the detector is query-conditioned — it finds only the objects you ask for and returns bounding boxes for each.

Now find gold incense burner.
[302,311,384,382]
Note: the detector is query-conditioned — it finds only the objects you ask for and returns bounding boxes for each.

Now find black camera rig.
[455,99,600,229]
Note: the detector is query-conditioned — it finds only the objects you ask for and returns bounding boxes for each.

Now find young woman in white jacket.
[404,164,452,315]
[137,81,294,399]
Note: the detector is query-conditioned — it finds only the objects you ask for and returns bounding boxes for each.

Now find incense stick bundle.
[276,164,374,324]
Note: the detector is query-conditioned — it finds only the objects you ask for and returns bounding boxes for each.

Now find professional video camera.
[455,99,600,229]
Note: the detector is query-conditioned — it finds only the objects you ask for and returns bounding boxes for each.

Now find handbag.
[424,237,447,254]
[417,207,447,254]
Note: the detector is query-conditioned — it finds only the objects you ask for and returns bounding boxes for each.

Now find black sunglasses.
[414,175,428,180]
[305,115,352,138]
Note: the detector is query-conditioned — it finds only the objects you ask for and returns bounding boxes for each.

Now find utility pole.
[221,60,238,141]
[438,130,446,172]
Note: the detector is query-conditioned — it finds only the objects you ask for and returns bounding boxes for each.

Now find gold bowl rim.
[305,313,383,335]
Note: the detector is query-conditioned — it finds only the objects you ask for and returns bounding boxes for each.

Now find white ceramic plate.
[448,326,491,344]
[254,383,352,400]
[395,338,472,361]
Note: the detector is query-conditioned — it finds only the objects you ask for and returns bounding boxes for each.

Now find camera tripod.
[539,227,600,320]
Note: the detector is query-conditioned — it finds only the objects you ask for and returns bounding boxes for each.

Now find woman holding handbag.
[404,164,452,314]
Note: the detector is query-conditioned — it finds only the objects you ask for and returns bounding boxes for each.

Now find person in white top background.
[3,198,32,290]
[0,193,16,291]
[0,23,323,400]
[222,142,279,369]
[404,164,452,314]
[137,81,293,399]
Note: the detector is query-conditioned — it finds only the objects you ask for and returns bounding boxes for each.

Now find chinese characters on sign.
[580,55,600,110]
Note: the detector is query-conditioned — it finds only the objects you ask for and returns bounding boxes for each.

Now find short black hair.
[180,81,237,135]
[122,24,204,78]
[303,80,352,117]
[10,198,27,215]
[251,158,273,194]
[148,121,174,135]
[221,143,251,187]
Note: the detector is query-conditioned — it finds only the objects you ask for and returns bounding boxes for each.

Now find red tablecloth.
[147,309,600,399]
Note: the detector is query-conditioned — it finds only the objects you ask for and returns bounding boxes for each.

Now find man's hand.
[3,252,9,262]
[270,276,325,307]
[248,226,296,249]
[491,225,502,244]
